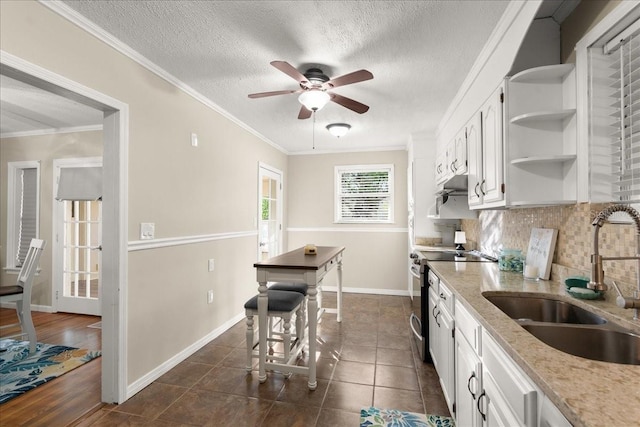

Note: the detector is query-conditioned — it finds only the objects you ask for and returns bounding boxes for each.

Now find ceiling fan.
[248,61,373,119]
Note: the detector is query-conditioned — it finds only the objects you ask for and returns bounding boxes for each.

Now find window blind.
[607,19,640,201]
[56,167,102,201]
[336,166,393,223]
[16,168,37,266]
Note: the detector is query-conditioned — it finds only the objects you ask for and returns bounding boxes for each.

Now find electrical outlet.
[208,258,215,272]
[207,290,214,304]
[140,222,155,240]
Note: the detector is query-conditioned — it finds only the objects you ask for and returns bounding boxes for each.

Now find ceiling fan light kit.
[248,60,373,119]
[298,90,330,111]
[326,123,351,138]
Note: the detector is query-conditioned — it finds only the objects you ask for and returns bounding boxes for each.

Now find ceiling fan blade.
[248,89,301,99]
[271,61,308,84]
[324,70,373,89]
[298,105,312,120]
[329,93,370,114]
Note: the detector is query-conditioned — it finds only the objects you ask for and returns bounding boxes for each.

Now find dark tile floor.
[78,292,451,426]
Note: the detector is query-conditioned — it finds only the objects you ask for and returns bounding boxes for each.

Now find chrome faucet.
[589,204,640,320]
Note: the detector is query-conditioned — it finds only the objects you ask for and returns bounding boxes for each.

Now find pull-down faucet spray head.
[588,204,640,292]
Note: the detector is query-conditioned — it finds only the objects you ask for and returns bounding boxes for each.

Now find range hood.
[429,175,477,219]
[438,174,468,193]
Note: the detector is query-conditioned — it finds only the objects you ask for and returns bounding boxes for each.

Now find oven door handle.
[409,313,422,341]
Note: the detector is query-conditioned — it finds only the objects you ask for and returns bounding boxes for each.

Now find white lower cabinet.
[479,330,538,427]
[455,328,482,427]
[429,276,455,416]
[481,372,524,427]
[432,279,570,427]
[451,299,570,427]
[437,301,455,414]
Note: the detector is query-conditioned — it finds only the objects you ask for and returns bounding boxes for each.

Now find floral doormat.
[0,339,101,404]
[360,406,455,427]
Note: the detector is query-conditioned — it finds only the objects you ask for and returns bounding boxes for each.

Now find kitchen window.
[335,164,394,223]
[587,13,640,203]
[6,161,40,270]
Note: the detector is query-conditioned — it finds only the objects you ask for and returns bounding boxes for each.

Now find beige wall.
[1,0,287,385]
[0,131,103,304]
[561,0,621,63]
[287,150,409,292]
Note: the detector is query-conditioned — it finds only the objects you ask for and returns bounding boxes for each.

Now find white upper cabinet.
[467,111,482,208]
[505,64,577,207]
[468,83,506,210]
[451,128,468,176]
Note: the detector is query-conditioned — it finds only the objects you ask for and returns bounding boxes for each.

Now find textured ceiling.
[1,1,576,152]
[0,74,103,136]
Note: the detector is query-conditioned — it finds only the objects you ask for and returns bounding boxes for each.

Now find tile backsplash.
[460,202,637,295]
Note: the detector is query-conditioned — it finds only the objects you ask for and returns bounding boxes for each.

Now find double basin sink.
[483,293,640,365]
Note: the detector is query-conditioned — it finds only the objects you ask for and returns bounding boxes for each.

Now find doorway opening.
[258,163,283,260]
[1,52,128,403]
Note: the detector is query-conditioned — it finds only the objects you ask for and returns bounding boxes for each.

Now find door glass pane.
[63,200,101,299]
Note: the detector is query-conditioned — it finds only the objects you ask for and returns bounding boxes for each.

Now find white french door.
[258,163,283,260]
[54,158,102,316]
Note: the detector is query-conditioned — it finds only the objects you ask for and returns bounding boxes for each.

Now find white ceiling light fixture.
[326,123,351,138]
[298,90,330,111]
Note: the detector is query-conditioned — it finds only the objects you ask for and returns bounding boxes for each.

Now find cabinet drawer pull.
[439,292,446,300]
[480,179,487,195]
[477,391,487,421]
[474,182,480,198]
[467,372,477,398]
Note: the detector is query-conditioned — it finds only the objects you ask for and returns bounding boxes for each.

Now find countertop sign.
[525,228,558,280]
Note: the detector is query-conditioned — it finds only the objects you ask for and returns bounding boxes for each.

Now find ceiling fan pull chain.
[312,111,316,150]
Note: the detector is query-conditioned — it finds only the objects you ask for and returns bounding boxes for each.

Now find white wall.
[287,150,408,294]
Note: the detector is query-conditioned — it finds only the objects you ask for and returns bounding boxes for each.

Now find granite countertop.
[426,261,640,427]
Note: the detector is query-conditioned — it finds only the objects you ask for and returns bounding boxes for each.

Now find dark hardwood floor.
[0,308,103,426]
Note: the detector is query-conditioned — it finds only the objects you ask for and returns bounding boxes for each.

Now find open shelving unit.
[506,63,577,207]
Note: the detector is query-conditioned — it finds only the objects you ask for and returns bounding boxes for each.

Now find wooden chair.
[0,239,46,353]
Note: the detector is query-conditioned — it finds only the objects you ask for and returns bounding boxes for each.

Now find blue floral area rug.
[0,339,101,404]
[360,406,455,427]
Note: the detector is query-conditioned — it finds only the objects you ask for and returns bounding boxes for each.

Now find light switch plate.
[191,132,198,147]
[140,222,155,240]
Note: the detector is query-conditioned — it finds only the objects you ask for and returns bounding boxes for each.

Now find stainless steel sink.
[483,292,640,365]
[521,324,640,365]
[483,294,607,325]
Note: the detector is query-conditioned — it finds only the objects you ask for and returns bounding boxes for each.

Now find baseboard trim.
[322,285,409,297]
[0,302,55,313]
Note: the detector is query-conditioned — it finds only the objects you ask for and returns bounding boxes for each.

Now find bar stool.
[269,282,309,339]
[244,290,305,373]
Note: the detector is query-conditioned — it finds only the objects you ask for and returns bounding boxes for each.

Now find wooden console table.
[253,245,344,390]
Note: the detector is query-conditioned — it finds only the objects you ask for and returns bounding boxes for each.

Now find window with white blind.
[6,161,40,269]
[335,164,394,223]
[589,18,640,203]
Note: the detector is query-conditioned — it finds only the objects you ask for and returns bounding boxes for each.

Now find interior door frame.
[257,162,283,260]
[1,50,128,403]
